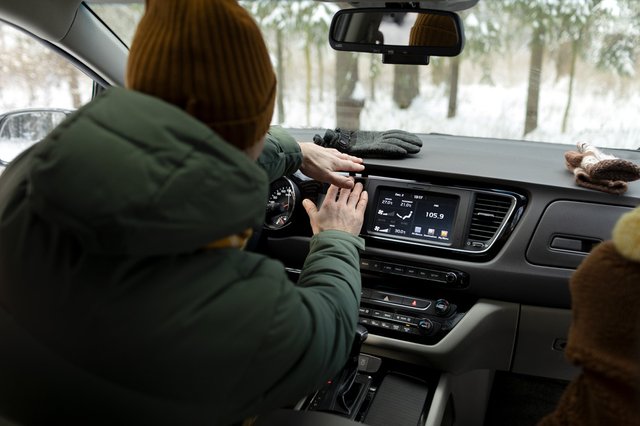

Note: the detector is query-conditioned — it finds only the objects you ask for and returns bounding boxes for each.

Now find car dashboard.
[256,130,640,379]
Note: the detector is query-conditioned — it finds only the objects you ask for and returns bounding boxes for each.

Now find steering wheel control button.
[434,299,451,316]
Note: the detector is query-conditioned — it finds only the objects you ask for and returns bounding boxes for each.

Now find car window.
[0,21,93,167]
[86,0,640,150]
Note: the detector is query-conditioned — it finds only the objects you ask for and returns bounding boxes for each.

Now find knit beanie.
[409,13,458,47]
[126,0,276,150]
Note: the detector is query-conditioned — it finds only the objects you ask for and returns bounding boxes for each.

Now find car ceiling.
[0,0,83,41]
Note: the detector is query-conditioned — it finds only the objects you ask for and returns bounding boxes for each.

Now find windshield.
[87,0,640,150]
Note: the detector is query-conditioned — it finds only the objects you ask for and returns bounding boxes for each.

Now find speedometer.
[264,176,300,230]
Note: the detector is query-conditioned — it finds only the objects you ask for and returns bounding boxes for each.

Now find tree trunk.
[305,38,312,126]
[524,26,544,136]
[317,44,324,102]
[561,38,580,133]
[276,28,285,124]
[335,51,362,129]
[67,69,83,108]
[392,65,419,109]
[447,57,460,118]
[370,55,377,101]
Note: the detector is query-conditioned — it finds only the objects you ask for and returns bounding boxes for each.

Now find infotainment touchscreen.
[370,188,459,244]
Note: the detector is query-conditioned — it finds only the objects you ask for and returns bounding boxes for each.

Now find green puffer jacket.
[0,88,364,425]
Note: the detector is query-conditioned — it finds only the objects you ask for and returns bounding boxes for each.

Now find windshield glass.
[87,0,640,150]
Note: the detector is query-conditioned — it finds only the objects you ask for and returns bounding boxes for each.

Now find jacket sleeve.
[257,126,303,183]
[229,230,364,417]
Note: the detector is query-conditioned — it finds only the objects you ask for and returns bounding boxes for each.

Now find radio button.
[358,307,371,315]
[445,272,458,284]
[382,312,394,320]
[405,267,418,276]
[392,265,406,274]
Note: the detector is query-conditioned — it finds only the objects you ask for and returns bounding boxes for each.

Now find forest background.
[1,0,638,149]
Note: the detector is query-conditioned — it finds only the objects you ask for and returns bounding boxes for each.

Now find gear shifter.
[307,325,370,418]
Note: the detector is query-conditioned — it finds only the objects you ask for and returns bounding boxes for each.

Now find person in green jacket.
[0,1,367,425]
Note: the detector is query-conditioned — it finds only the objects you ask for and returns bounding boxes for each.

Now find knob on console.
[445,272,457,284]
[418,319,434,334]
[434,299,451,316]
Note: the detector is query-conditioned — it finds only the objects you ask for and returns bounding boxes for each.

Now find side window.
[0,22,93,168]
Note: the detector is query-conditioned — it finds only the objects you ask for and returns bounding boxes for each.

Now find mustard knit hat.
[126,0,276,150]
[409,13,458,47]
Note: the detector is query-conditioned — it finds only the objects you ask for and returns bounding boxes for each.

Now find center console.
[257,173,527,426]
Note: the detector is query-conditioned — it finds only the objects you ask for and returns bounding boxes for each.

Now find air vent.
[468,193,513,242]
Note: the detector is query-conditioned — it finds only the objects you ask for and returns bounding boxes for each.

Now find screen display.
[371,188,459,243]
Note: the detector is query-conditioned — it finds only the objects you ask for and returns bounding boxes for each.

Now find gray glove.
[313,128,422,158]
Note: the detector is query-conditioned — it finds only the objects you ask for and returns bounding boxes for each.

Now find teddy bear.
[539,205,640,425]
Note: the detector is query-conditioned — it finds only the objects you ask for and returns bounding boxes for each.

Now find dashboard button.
[382,312,394,320]
[427,271,445,281]
[370,320,381,327]
[405,267,418,276]
[358,307,371,315]
[379,293,403,304]
[394,314,414,323]
[372,310,384,318]
[380,322,392,329]
[360,259,372,270]
[381,264,394,273]
[359,317,371,325]
[392,265,406,274]
[402,297,429,309]
[401,326,419,335]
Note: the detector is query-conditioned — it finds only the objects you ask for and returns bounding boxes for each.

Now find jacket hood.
[26,88,268,256]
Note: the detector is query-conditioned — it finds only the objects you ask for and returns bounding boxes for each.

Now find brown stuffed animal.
[538,206,640,425]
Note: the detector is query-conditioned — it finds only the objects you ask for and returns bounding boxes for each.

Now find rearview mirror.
[329,8,464,65]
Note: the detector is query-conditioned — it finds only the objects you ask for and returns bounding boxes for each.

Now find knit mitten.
[313,128,422,158]
[564,142,640,194]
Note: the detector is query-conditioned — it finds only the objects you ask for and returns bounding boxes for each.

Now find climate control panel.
[359,288,465,344]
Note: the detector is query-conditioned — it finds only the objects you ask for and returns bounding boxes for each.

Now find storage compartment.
[511,305,579,381]
[526,201,632,269]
